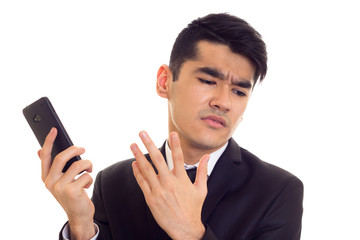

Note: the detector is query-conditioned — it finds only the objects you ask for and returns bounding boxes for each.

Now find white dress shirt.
[165,140,228,175]
[62,140,228,240]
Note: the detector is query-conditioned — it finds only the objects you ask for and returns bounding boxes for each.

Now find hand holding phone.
[23,97,96,239]
[23,97,80,172]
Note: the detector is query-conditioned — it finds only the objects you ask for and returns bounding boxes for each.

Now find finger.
[169,132,186,178]
[40,127,57,182]
[138,131,170,178]
[130,143,159,188]
[71,172,93,189]
[45,146,85,189]
[51,146,85,173]
[194,154,210,195]
[60,160,93,185]
[132,161,151,195]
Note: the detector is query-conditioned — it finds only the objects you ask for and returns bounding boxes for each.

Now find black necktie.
[186,167,197,183]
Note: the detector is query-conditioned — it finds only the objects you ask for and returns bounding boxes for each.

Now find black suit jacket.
[62,138,303,239]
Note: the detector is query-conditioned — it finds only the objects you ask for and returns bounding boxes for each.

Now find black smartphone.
[23,97,81,172]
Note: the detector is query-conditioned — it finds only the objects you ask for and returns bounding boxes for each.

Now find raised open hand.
[130,131,209,240]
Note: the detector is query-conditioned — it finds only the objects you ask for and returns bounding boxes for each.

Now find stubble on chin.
[170,108,232,151]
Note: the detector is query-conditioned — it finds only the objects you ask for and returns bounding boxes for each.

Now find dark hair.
[169,13,267,85]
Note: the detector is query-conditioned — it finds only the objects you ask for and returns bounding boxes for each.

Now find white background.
[1,0,359,239]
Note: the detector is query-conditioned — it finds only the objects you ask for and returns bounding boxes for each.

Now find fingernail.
[130,143,138,152]
[139,131,148,139]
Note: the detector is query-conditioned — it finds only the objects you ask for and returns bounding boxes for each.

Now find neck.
[168,132,225,165]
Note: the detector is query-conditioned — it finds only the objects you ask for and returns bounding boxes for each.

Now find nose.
[209,86,231,113]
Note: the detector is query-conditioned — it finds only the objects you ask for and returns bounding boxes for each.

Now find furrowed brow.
[232,79,253,89]
[195,67,253,89]
[195,67,225,80]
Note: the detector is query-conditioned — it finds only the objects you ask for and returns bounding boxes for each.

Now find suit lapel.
[201,138,244,222]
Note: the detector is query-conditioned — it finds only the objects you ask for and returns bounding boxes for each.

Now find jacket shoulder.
[96,153,154,187]
[239,146,303,189]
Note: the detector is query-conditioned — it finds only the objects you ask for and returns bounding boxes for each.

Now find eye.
[199,78,216,85]
[232,89,246,97]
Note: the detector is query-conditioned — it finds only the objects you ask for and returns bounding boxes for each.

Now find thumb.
[194,154,210,195]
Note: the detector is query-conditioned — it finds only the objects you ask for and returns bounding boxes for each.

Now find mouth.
[201,115,227,128]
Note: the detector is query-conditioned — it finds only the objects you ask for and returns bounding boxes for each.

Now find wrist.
[68,218,96,240]
[175,223,205,240]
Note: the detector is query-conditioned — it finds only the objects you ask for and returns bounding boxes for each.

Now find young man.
[39,13,303,240]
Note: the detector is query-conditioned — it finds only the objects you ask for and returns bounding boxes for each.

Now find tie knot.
[186,167,197,183]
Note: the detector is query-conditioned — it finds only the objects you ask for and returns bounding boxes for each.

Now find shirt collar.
[165,140,228,176]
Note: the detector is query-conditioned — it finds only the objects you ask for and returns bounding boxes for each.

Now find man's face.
[165,41,255,151]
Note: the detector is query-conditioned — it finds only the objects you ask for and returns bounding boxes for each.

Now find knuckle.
[139,162,151,174]
[70,161,82,172]
[39,150,48,160]
[45,179,56,192]
[84,160,93,170]
[88,173,94,182]
[44,181,51,190]
[82,172,93,182]
[88,177,94,186]
[146,195,157,206]
[53,154,62,164]
[52,182,62,193]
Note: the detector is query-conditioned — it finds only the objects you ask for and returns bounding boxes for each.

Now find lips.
[201,115,227,128]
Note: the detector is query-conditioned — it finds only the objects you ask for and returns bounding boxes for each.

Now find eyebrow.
[195,67,253,89]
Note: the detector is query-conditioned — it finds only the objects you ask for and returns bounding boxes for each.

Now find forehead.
[190,41,256,83]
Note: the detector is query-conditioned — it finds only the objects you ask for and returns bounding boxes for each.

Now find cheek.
[171,96,201,121]
[173,85,209,110]
[169,89,208,126]
[231,98,250,121]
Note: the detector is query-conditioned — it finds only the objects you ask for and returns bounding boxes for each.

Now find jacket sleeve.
[253,177,304,240]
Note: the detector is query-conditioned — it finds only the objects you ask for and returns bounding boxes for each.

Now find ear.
[156,64,172,99]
